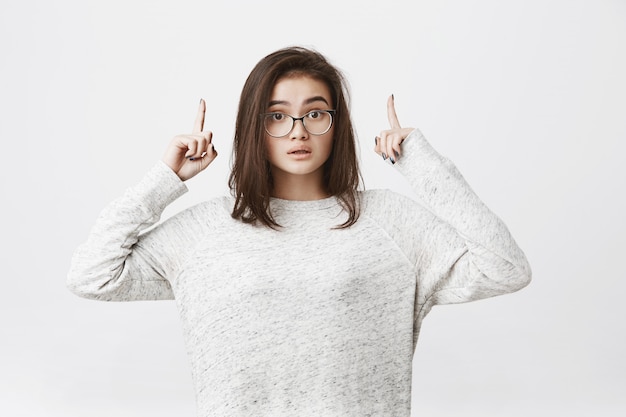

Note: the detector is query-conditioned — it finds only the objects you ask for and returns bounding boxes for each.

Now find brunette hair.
[228,46,362,229]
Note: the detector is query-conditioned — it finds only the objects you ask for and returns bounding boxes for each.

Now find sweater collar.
[269,195,339,212]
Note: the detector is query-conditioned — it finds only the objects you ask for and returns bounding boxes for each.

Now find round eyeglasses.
[262,110,336,138]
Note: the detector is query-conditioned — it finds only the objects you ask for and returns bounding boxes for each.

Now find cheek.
[265,137,277,161]
[323,131,335,156]
[325,140,333,157]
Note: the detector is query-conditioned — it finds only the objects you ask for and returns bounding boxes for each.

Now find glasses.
[262,110,336,137]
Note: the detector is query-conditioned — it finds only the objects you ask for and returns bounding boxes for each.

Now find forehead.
[270,75,332,104]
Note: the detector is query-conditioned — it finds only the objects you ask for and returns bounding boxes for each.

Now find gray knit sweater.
[67,129,531,416]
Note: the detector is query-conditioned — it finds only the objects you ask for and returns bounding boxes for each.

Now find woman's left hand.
[374,95,414,164]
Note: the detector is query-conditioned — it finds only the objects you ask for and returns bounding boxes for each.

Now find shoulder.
[189,195,233,216]
[358,188,438,230]
[161,195,233,231]
[360,188,422,214]
[355,189,442,267]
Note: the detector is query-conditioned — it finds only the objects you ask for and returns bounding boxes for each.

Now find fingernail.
[189,157,196,161]
[390,157,395,164]
[394,150,400,158]
[375,136,378,145]
[382,153,387,160]
[392,94,395,101]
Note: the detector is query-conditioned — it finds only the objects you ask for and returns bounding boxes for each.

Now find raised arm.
[374,96,531,312]
[67,100,218,301]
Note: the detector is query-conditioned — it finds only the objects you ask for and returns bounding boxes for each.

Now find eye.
[270,113,286,121]
[306,111,322,120]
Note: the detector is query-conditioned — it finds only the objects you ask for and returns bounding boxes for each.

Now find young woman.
[68,46,531,416]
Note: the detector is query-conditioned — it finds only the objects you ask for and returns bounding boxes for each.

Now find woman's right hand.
[162,99,218,181]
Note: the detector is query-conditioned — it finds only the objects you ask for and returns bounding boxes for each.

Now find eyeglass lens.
[264,111,333,137]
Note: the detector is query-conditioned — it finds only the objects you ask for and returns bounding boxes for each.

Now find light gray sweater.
[67,129,531,416]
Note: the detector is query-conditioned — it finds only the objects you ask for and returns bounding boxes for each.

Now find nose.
[290,118,309,140]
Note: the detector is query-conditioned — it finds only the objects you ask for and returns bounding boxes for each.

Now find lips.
[287,146,312,155]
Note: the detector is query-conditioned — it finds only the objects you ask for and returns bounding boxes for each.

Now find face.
[264,75,334,183]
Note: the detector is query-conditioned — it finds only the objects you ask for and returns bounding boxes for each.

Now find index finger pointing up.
[387,94,401,129]
[193,99,206,133]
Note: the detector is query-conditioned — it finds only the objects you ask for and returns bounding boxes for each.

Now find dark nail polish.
[392,94,395,101]
[382,153,387,160]
[189,157,196,161]
[394,151,400,158]
[375,136,378,145]
[390,157,395,164]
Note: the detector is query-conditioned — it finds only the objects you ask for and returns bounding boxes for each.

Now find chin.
[274,162,325,178]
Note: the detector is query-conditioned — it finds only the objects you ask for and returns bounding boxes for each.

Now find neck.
[271,170,329,201]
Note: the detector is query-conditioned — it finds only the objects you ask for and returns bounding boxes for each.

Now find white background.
[1,0,625,415]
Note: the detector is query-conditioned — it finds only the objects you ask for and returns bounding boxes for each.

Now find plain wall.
[1,0,624,415]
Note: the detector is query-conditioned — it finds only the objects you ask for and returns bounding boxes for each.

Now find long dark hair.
[228,46,361,229]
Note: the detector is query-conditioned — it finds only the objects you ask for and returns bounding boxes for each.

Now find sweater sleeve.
[66,161,190,301]
[390,129,531,317]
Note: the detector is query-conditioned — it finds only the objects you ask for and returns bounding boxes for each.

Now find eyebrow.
[268,96,330,107]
